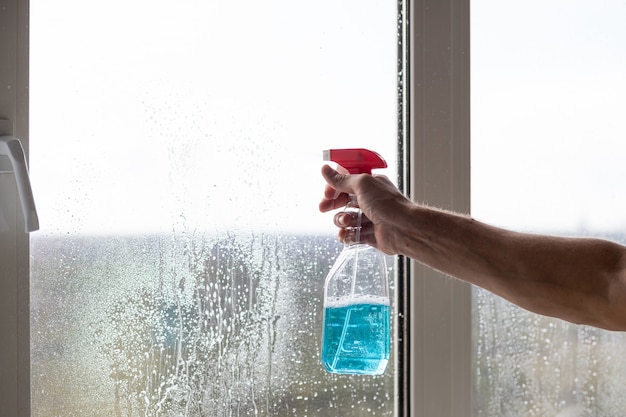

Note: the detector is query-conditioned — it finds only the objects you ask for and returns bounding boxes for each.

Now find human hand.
[319,164,411,255]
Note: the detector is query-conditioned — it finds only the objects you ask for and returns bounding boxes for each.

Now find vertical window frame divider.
[0,0,31,415]
[403,0,472,416]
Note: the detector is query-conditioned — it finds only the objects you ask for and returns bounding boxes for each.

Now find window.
[2,0,475,416]
[13,0,625,414]
[472,1,626,415]
[29,0,399,416]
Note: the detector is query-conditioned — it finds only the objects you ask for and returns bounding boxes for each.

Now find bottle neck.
[344,194,362,246]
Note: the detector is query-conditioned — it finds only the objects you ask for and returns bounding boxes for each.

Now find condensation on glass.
[29,0,398,415]
[472,1,626,416]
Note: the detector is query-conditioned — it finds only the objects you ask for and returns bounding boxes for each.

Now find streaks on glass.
[31,232,394,416]
[473,287,626,416]
[100,233,282,415]
[30,0,398,414]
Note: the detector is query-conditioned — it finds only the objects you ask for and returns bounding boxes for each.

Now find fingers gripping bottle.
[321,148,390,375]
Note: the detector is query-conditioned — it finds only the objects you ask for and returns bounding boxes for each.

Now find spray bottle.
[321,148,390,375]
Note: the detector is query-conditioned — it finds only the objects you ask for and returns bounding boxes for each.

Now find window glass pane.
[472,1,626,416]
[30,1,398,415]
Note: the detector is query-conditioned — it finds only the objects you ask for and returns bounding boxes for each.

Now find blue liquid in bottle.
[321,298,390,375]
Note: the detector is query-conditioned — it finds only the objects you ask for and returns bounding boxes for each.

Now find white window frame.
[401,0,471,416]
[0,0,31,415]
[0,0,471,415]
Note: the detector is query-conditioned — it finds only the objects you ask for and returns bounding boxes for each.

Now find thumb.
[321,164,354,196]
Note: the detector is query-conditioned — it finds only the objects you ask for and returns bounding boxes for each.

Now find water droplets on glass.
[30,0,398,415]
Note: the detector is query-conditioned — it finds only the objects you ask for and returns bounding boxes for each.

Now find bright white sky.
[29,0,626,236]
[30,0,397,235]
[471,0,626,234]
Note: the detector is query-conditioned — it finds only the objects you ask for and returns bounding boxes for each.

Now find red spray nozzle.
[322,148,387,175]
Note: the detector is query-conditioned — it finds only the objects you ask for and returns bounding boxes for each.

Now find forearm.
[394,204,626,331]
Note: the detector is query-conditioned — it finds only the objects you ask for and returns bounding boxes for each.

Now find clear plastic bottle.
[321,148,390,375]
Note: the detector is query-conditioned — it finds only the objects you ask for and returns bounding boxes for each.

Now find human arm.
[319,164,626,331]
